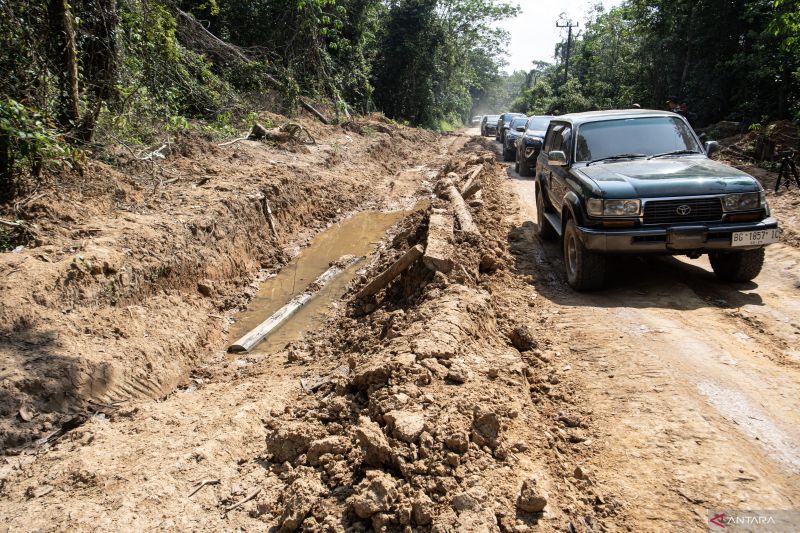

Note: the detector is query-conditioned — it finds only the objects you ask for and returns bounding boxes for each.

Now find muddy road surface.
[500,128,800,529]
[1,124,798,532]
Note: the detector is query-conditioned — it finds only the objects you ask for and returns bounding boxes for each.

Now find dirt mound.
[0,115,441,450]
[0,137,624,532]
[712,120,800,250]
[716,120,799,165]
[255,151,613,531]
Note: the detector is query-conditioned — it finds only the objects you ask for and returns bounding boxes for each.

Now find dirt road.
[2,123,798,532]
[500,129,800,528]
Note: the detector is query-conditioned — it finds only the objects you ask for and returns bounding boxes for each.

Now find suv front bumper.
[577,218,780,253]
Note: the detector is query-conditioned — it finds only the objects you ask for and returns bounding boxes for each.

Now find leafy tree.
[503,0,800,125]
[373,0,518,129]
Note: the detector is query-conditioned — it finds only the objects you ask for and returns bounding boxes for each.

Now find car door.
[539,123,565,211]
[549,124,572,212]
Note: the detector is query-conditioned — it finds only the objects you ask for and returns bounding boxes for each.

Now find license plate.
[731,229,780,246]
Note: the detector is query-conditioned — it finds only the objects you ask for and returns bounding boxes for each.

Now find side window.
[544,124,563,153]
[560,127,572,162]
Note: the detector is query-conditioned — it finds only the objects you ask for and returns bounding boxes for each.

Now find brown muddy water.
[228,208,418,354]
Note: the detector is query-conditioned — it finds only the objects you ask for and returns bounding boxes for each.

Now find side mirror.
[548,150,567,166]
[705,140,720,158]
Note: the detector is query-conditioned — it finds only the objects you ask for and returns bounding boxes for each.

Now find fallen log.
[229,257,357,352]
[461,165,483,191]
[423,210,455,273]
[461,177,482,200]
[356,244,424,299]
[445,182,480,237]
[249,122,269,139]
[460,165,483,193]
[300,99,330,125]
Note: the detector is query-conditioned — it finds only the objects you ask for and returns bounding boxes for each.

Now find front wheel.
[709,248,765,282]
[518,152,532,177]
[503,146,514,162]
[563,219,606,290]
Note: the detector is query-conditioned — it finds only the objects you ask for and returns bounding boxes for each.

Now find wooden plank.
[423,210,455,273]
[355,244,424,299]
[228,258,356,352]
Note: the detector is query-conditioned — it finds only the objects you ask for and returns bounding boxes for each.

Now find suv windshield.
[575,117,701,163]
[526,117,551,131]
[486,115,499,124]
[510,118,528,129]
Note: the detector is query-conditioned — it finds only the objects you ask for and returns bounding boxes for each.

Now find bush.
[0,99,80,200]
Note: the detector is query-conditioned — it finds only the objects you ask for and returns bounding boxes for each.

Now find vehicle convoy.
[534,109,781,290]
[515,115,553,176]
[496,112,525,144]
[502,116,529,161]
[480,115,499,137]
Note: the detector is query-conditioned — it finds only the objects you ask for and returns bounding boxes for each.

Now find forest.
[0,0,517,200]
[1,0,799,201]
[507,0,800,128]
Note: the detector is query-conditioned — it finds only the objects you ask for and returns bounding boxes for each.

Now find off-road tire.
[563,218,606,290]
[503,146,514,162]
[709,248,765,282]
[518,153,532,177]
[535,183,558,241]
[514,158,520,173]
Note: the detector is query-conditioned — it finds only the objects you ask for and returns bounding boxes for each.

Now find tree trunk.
[49,0,81,129]
[78,0,119,142]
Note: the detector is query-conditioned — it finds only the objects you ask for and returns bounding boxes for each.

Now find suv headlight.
[722,192,765,211]
[587,198,641,217]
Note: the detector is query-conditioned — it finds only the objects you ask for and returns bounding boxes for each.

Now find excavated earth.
[1,121,799,532]
[0,114,441,450]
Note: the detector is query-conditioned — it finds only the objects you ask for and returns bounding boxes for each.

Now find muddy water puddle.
[229,208,416,354]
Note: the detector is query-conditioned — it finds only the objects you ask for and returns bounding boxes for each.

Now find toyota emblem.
[676,204,692,216]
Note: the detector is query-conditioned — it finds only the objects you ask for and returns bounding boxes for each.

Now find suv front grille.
[643,197,723,225]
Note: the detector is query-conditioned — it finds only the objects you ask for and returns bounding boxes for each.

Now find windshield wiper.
[647,149,700,160]
[586,153,646,166]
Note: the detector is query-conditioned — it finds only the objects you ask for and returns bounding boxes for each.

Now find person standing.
[666,96,680,113]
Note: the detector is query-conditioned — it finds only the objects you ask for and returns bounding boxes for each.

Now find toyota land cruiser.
[535,109,780,290]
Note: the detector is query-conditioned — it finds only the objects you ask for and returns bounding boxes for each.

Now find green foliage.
[373,0,519,129]
[0,99,80,198]
[0,227,13,252]
[498,0,800,126]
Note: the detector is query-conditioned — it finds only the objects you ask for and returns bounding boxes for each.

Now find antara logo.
[709,513,726,528]
[709,512,778,528]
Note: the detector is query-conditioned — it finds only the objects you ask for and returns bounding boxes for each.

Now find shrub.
[0,99,80,200]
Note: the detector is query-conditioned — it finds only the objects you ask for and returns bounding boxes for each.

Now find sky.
[497,0,624,73]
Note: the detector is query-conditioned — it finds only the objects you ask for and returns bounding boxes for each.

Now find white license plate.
[731,229,780,246]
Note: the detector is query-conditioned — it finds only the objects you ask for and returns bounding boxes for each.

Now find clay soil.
[0,122,799,532]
